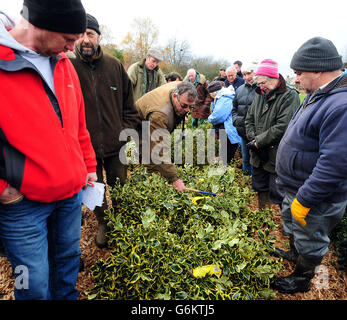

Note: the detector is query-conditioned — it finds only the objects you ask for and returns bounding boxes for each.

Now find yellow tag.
[192,265,221,278]
[192,197,204,205]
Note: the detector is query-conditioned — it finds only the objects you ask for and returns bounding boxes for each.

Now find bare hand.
[84,172,98,189]
[172,179,186,192]
[0,184,24,205]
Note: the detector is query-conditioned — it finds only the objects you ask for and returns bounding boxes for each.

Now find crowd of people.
[0,0,346,300]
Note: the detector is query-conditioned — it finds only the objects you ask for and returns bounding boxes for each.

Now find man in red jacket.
[0,1,97,300]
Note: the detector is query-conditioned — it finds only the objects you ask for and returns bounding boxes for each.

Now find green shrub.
[87,165,282,300]
[330,209,347,273]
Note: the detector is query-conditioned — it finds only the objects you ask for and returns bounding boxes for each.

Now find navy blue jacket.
[225,76,245,91]
[276,73,347,208]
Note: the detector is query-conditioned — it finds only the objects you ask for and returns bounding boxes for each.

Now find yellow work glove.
[291,198,310,227]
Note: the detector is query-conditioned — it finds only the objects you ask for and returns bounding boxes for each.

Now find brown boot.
[258,191,271,209]
[95,222,108,248]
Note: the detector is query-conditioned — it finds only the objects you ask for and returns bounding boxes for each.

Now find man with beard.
[69,14,141,248]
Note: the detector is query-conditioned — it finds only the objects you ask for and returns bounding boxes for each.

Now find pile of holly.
[86,164,283,300]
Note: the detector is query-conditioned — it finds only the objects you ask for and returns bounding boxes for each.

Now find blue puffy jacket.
[208,87,241,144]
[276,72,347,207]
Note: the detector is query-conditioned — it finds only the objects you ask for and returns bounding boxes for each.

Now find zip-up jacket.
[232,81,257,140]
[276,73,347,207]
[136,81,184,183]
[245,74,300,173]
[127,58,166,102]
[0,45,97,202]
[69,46,141,158]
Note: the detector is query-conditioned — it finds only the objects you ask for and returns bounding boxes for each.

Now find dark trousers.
[220,139,239,164]
[94,154,127,222]
[252,165,284,204]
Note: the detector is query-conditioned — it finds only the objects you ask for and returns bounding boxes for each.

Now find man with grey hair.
[136,81,197,192]
[272,37,347,294]
[225,65,245,90]
[127,48,167,101]
[184,68,212,127]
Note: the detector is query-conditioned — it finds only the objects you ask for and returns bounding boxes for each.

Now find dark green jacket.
[245,75,300,173]
[127,58,166,102]
[70,46,141,158]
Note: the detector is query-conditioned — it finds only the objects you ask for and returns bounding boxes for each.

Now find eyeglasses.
[257,80,268,87]
[178,96,193,110]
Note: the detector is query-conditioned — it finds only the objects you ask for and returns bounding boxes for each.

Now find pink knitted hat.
[255,59,279,78]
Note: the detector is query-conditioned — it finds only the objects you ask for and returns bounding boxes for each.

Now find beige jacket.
[136,81,183,182]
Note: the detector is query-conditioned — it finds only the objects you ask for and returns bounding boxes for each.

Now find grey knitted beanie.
[290,37,343,72]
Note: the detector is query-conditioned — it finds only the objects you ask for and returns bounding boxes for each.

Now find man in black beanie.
[272,37,347,294]
[69,14,141,248]
[21,0,87,34]
[0,1,98,300]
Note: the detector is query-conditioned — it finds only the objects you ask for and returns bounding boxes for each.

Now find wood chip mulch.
[1,188,346,300]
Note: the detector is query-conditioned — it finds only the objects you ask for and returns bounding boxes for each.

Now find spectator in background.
[225,66,245,91]
[208,81,241,163]
[69,14,141,248]
[184,68,212,128]
[273,37,347,294]
[232,61,258,175]
[234,60,243,78]
[127,48,166,101]
[214,67,227,82]
[245,59,300,209]
[0,1,97,300]
[166,72,183,82]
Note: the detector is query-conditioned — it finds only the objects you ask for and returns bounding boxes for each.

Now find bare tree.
[99,24,115,45]
[120,17,159,63]
[164,38,192,69]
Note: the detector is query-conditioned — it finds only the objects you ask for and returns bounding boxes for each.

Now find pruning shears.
[186,187,217,196]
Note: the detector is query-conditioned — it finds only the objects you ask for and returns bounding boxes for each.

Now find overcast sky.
[3,0,347,77]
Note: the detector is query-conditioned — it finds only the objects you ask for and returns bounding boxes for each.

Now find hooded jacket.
[276,72,347,207]
[69,46,141,158]
[0,14,97,202]
[208,87,241,145]
[127,58,166,102]
[245,74,300,173]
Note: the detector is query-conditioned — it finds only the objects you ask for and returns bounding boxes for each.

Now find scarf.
[142,65,158,97]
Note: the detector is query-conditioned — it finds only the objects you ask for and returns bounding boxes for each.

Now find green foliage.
[171,117,220,168]
[330,209,347,273]
[87,165,282,300]
[102,44,124,63]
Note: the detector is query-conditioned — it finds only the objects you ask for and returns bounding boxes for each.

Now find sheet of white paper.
[81,182,105,211]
